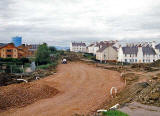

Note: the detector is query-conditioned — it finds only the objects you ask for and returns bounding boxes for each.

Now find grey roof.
[72,42,86,46]
[113,46,118,51]
[88,44,94,47]
[97,43,116,52]
[97,46,107,52]
[155,43,160,49]
[122,46,138,54]
[142,46,156,55]
[122,46,156,55]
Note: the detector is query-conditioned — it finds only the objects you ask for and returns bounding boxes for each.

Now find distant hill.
[54,46,70,50]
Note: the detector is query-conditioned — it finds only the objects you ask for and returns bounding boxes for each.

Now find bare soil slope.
[0,62,124,116]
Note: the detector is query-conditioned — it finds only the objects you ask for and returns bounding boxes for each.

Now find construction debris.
[136,82,160,107]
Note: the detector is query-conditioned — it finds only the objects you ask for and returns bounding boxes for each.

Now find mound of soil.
[0,82,59,111]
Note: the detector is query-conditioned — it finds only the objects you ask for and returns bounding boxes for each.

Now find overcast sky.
[0,0,160,46]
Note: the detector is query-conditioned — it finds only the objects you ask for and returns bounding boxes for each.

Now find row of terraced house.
[70,41,160,63]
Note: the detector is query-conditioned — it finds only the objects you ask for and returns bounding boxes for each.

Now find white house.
[88,41,118,55]
[88,43,95,54]
[118,43,158,63]
[70,42,87,53]
[96,44,118,62]
[155,43,160,59]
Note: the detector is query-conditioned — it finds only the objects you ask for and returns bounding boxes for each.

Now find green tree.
[35,43,51,65]
[49,46,57,53]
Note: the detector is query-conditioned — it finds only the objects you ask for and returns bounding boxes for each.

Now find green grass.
[102,110,129,116]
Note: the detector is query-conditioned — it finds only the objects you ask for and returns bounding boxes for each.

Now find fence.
[0,64,25,74]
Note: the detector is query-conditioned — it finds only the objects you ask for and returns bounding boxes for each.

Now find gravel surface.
[119,102,160,116]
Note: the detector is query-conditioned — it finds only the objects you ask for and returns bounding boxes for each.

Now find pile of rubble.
[131,63,159,72]
[0,82,59,111]
[0,68,57,87]
[0,73,20,86]
[150,60,160,67]
[136,81,160,107]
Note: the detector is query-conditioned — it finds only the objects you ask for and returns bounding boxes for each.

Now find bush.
[83,53,96,60]
[36,62,58,70]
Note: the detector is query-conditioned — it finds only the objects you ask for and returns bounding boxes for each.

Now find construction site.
[0,54,160,116]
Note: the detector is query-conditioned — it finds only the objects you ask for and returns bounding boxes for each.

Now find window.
[7,49,12,52]
[130,54,131,57]
[125,59,127,62]
[130,59,132,62]
[135,59,137,62]
[7,55,12,58]
[143,59,145,63]
[125,54,127,57]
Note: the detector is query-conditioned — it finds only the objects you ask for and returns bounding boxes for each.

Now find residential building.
[88,43,95,54]
[0,43,36,59]
[12,36,22,47]
[155,43,160,59]
[27,44,39,57]
[88,41,118,55]
[96,43,118,62]
[18,44,32,58]
[118,43,158,63]
[0,43,19,58]
[70,42,87,52]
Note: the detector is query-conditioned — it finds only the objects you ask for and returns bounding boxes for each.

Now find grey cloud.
[1,0,160,46]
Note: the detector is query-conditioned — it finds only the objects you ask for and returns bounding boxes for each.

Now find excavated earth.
[0,62,125,116]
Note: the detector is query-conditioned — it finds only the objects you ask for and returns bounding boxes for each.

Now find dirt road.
[1,62,125,116]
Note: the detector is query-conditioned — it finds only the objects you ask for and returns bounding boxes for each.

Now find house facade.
[0,43,19,58]
[27,44,39,57]
[88,43,100,55]
[70,42,87,53]
[96,45,118,62]
[118,44,157,63]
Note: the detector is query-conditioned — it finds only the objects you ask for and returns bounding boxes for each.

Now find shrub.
[36,62,58,70]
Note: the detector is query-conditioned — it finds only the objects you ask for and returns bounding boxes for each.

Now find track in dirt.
[0,62,125,116]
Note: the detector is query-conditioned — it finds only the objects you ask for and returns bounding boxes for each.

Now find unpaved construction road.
[0,62,125,116]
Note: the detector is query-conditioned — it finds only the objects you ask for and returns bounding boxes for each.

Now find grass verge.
[103,110,129,116]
